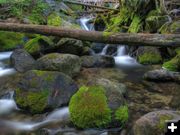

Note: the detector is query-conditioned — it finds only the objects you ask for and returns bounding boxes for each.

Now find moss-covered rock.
[36,53,82,77]
[132,110,179,135]
[137,47,162,65]
[69,85,128,128]
[24,35,54,56]
[0,31,24,51]
[15,70,78,114]
[69,86,112,128]
[163,54,180,72]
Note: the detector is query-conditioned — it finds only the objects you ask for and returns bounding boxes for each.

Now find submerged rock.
[132,110,180,135]
[36,53,81,77]
[10,49,36,73]
[15,70,78,114]
[81,55,115,68]
[144,69,180,82]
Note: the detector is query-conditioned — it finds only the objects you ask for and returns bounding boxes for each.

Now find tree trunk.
[0,22,179,47]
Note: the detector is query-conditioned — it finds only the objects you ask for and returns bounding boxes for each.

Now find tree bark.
[0,22,180,47]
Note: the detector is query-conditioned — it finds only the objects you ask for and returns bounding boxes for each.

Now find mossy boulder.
[132,110,180,135]
[69,86,112,128]
[69,85,128,129]
[163,54,180,72]
[24,35,54,56]
[36,53,81,77]
[0,31,24,51]
[137,47,162,65]
[15,70,78,114]
[56,38,91,56]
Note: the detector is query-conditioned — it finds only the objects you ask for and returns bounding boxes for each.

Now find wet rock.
[132,110,180,135]
[106,46,117,55]
[91,43,106,53]
[144,69,180,82]
[36,53,81,77]
[10,49,36,72]
[81,55,115,68]
[15,70,78,114]
[136,47,162,65]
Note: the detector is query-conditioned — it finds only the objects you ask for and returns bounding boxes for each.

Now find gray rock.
[132,110,180,135]
[10,49,36,72]
[15,70,78,114]
[81,55,115,68]
[144,69,180,82]
[36,53,81,77]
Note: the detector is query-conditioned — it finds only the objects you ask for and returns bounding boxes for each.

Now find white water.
[0,107,69,132]
[0,51,16,77]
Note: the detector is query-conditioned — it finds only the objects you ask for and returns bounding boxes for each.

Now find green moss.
[115,105,129,126]
[0,31,24,51]
[69,86,111,128]
[157,115,173,131]
[163,54,180,72]
[138,53,162,64]
[47,13,62,26]
[103,32,114,39]
[33,70,54,82]
[15,88,49,114]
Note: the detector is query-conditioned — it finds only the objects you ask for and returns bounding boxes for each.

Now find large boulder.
[144,69,180,82]
[15,70,78,114]
[132,110,180,135]
[10,49,36,72]
[36,53,82,77]
[137,47,162,65]
[81,55,115,68]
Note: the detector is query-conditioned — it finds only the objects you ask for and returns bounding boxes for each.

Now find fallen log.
[63,0,119,11]
[0,22,180,47]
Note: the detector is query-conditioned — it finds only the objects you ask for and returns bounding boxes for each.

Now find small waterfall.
[100,45,109,55]
[0,51,16,77]
[117,45,126,56]
[79,17,91,31]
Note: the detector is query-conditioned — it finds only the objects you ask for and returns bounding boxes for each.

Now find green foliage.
[138,53,162,65]
[115,105,129,126]
[7,0,49,24]
[69,86,111,128]
[0,31,24,51]
[47,13,62,26]
[128,15,143,33]
[163,54,180,72]
[15,88,49,114]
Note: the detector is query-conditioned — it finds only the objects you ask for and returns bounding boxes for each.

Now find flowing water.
[0,51,16,77]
